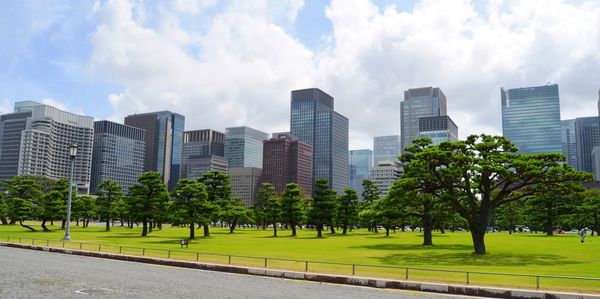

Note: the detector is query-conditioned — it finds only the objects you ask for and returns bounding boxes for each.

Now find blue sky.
[1,0,599,149]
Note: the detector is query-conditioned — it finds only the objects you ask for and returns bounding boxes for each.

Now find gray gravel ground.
[0,246,484,299]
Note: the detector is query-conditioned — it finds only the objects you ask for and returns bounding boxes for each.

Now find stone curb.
[2,242,599,299]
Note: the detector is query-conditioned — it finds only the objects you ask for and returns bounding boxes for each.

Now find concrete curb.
[2,242,599,299]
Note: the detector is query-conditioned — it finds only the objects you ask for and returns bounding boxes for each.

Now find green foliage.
[577,189,600,235]
[78,195,97,226]
[280,183,305,236]
[171,179,211,239]
[494,200,524,233]
[264,195,282,237]
[220,200,251,233]
[38,191,65,231]
[336,188,359,235]
[361,179,381,203]
[128,172,170,236]
[0,193,7,223]
[401,134,592,254]
[253,183,276,229]
[198,171,232,235]
[308,179,337,237]
[96,180,123,231]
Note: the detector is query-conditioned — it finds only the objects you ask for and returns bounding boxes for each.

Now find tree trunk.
[142,219,148,237]
[203,224,210,237]
[105,220,110,232]
[423,213,433,246]
[440,226,445,234]
[9,219,16,225]
[291,224,297,236]
[61,219,66,229]
[189,222,195,239]
[76,219,79,226]
[148,222,153,233]
[317,224,322,238]
[273,223,277,237]
[342,225,347,235]
[330,225,335,234]
[229,219,237,233]
[385,227,390,237]
[41,219,51,232]
[158,222,162,230]
[545,204,554,236]
[19,220,36,232]
[469,224,486,254]
[50,219,54,226]
[1,217,8,225]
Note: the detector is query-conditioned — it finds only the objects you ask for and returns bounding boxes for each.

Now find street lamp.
[63,144,78,241]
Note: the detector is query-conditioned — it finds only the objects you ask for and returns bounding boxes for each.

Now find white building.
[369,160,403,197]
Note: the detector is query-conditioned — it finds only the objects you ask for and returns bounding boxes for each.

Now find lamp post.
[63,144,78,241]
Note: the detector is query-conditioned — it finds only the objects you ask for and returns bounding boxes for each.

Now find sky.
[1,0,599,150]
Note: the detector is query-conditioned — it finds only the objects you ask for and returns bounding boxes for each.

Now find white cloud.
[90,0,600,150]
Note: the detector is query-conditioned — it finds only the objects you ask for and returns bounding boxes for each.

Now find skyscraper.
[349,149,372,199]
[373,135,400,165]
[124,111,184,189]
[401,87,447,152]
[575,117,600,173]
[262,133,312,195]
[290,88,349,194]
[369,160,403,198]
[0,101,94,193]
[418,115,459,145]
[501,84,562,154]
[224,126,269,168]
[561,119,578,168]
[90,121,145,194]
[180,129,227,179]
[229,167,262,207]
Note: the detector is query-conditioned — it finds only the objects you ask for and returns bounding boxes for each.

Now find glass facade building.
[561,119,578,168]
[224,126,269,169]
[401,87,447,152]
[501,85,562,154]
[373,135,400,165]
[125,111,185,190]
[290,88,349,194]
[90,121,145,194]
[418,115,458,145]
[575,117,600,173]
[349,149,372,199]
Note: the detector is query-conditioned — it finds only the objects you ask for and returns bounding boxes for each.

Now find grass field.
[1,222,599,293]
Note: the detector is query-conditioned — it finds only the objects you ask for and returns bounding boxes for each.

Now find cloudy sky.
[1,0,599,149]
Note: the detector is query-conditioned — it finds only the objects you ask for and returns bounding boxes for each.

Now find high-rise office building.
[369,160,403,198]
[262,133,313,195]
[501,84,562,154]
[90,121,145,194]
[561,119,578,168]
[0,101,94,193]
[224,126,269,169]
[418,115,459,145]
[373,135,400,165]
[124,111,184,189]
[592,146,600,181]
[181,129,227,179]
[349,149,372,199]
[229,167,262,207]
[401,87,447,152]
[290,88,349,194]
[575,117,600,173]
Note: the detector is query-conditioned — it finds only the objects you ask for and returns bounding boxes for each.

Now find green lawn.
[1,222,599,293]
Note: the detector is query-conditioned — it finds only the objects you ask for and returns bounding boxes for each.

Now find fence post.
[305,261,308,272]
[264,258,268,268]
[62,241,65,248]
[119,246,122,254]
[228,255,231,264]
[98,244,101,252]
[19,237,21,243]
[352,264,356,276]
[79,242,82,250]
[32,239,34,245]
[168,250,171,259]
[46,240,49,247]
[142,248,145,256]
[405,268,409,280]
[196,253,199,261]
[536,276,540,289]
[466,272,470,285]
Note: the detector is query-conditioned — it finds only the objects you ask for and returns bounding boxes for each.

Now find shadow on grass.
[356,243,473,251]
[374,252,581,267]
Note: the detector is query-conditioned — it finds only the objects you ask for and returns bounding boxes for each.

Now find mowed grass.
[1,222,599,293]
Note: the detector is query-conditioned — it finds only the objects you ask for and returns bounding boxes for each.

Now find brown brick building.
[262,133,312,196]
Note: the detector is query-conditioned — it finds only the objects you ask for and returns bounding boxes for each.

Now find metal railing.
[1,235,599,292]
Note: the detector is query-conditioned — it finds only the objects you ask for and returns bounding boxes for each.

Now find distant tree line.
[0,134,597,255]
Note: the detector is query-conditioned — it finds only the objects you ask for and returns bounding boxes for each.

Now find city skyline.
[2,1,600,150]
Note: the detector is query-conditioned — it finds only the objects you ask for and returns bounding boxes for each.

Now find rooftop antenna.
[545,82,551,86]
